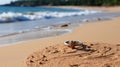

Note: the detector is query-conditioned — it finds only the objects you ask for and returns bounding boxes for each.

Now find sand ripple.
[26,42,120,67]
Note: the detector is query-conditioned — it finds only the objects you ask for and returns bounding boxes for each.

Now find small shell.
[64,40,83,46]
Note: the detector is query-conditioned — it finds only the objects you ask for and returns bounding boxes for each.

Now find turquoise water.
[0,6,99,36]
[0,6,80,13]
[0,6,87,23]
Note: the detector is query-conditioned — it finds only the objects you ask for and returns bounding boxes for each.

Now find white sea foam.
[0,10,100,23]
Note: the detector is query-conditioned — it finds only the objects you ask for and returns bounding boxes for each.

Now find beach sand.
[55,6,120,12]
[26,42,120,67]
[0,6,120,67]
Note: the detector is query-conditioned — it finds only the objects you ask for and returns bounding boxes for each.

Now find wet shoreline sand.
[0,11,120,46]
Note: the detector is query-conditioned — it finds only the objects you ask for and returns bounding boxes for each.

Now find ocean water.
[0,6,99,36]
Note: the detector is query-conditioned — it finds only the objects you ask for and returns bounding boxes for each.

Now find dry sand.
[0,6,120,67]
[55,6,120,12]
[26,42,120,67]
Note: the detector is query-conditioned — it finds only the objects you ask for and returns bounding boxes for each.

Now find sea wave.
[0,10,100,23]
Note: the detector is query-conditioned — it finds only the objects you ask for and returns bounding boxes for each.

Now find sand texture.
[26,42,120,67]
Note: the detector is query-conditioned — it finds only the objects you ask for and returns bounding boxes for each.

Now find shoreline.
[0,16,115,46]
[50,6,120,12]
[0,11,120,46]
[0,6,120,67]
[0,28,72,47]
